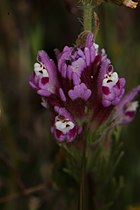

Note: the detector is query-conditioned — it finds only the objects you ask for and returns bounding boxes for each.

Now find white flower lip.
[103,72,118,86]
[34,62,49,78]
[125,101,139,112]
[55,116,75,134]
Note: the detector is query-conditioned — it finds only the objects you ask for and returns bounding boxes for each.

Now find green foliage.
[83,125,125,209]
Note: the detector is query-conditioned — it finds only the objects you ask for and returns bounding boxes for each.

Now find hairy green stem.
[83,2,93,31]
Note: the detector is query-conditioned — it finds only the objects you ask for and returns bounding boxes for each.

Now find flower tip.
[37,49,44,57]
[37,50,51,64]
[123,0,138,8]
[76,31,94,48]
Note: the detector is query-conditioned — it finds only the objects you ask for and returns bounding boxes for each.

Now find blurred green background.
[0,0,140,209]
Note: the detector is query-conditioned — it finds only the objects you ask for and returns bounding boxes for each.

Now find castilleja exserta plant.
[29,32,140,143]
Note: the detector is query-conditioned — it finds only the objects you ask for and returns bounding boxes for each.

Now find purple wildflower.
[29,50,58,96]
[51,106,82,142]
[101,70,126,107]
[29,31,140,143]
[114,85,140,124]
[97,49,126,107]
[68,83,91,101]
[51,115,79,142]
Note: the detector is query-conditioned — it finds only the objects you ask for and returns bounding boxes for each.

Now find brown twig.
[0,183,46,203]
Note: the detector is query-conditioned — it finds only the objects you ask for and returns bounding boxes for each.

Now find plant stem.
[83,1,93,31]
[79,139,87,210]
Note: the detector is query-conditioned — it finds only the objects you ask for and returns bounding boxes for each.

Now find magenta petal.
[73,73,81,85]
[67,66,72,80]
[29,81,38,89]
[59,88,66,102]
[102,86,110,95]
[54,106,73,120]
[97,56,111,96]
[37,89,51,96]
[77,49,85,58]
[41,77,49,85]
[55,129,63,139]
[112,98,121,106]
[114,85,140,125]
[61,63,67,78]
[119,78,126,88]
[86,32,94,48]
[90,46,96,63]
[102,99,111,107]
[84,47,90,66]
[118,85,140,107]
[68,83,91,101]
[125,111,135,118]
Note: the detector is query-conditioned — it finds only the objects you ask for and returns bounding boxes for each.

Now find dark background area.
[0,0,140,209]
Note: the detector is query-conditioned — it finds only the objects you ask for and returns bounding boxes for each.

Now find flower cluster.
[29,32,140,142]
